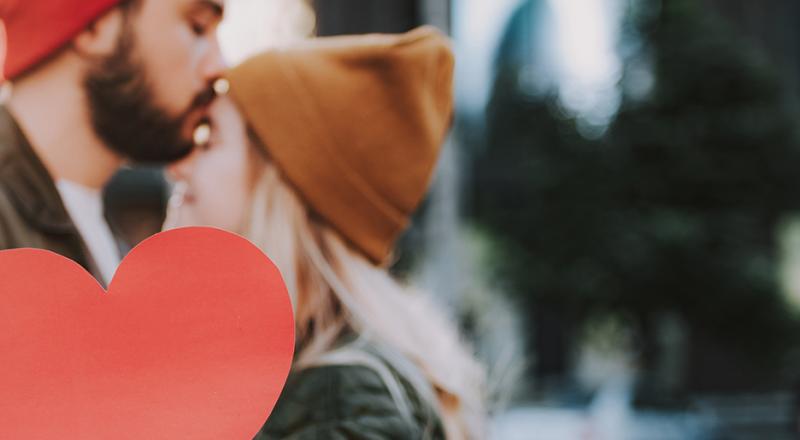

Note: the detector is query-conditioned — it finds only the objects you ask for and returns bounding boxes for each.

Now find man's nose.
[201,36,226,85]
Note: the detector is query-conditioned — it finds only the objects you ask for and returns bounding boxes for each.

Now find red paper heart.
[0,227,294,439]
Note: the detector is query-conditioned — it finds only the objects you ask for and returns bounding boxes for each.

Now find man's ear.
[73,8,127,58]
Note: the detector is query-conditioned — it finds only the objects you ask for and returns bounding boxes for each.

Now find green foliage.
[470,0,800,384]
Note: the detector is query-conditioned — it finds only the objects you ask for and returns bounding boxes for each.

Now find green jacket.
[254,362,446,439]
[0,108,98,277]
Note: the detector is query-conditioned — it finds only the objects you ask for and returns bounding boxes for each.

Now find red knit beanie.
[0,0,123,80]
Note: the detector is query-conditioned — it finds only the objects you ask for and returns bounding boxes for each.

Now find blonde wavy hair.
[241,141,487,439]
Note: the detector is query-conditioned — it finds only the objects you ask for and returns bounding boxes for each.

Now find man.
[0,0,226,285]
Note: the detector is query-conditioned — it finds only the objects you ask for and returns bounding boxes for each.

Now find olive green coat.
[254,361,445,439]
[0,108,98,277]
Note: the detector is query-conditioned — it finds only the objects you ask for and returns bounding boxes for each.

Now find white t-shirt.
[56,180,121,286]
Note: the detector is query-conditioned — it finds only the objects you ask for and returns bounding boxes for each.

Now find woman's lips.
[168,182,196,207]
[182,192,197,204]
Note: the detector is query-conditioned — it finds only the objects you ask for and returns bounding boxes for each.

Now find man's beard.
[83,20,215,164]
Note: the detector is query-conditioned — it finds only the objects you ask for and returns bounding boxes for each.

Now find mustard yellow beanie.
[226,26,454,264]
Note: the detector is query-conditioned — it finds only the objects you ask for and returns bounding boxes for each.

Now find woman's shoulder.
[253,363,445,439]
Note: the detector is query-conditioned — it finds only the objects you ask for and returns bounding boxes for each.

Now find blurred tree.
[313,0,419,36]
[702,0,800,100]
[610,0,800,393]
[471,0,800,399]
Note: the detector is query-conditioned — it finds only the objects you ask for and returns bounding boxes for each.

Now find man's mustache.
[190,83,218,111]
[173,82,219,124]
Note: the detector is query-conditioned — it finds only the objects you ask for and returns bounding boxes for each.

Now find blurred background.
[106,0,800,438]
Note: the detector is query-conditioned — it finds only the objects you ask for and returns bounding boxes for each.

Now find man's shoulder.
[0,185,16,248]
[0,106,22,167]
[0,167,40,250]
[0,122,25,230]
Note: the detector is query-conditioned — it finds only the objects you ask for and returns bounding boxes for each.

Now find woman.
[165,26,486,439]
